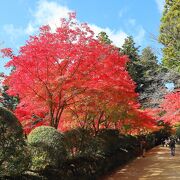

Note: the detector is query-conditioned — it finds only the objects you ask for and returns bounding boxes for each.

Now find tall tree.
[120,36,143,93]
[159,0,180,72]
[121,39,168,108]
[138,47,167,108]
[120,36,140,62]
[1,13,153,134]
[140,47,158,69]
[158,0,180,125]
[159,90,180,125]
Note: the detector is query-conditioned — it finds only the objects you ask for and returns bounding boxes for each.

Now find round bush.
[0,107,30,177]
[95,129,120,156]
[63,128,95,157]
[28,126,67,170]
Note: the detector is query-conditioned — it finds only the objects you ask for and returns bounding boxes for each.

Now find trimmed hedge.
[3,125,170,179]
[0,107,30,177]
[27,126,67,171]
[38,128,169,180]
[63,128,95,157]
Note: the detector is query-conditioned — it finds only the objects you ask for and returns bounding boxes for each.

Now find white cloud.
[28,0,128,47]
[25,23,35,35]
[126,18,146,45]
[89,24,127,47]
[118,9,124,18]
[26,0,71,33]
[134,26,146,45]
[3,0,73,44]
[4,0,128,48]
[118,11,123,18]
[128,18,136,26]
[155,0,165,13]
[26,0,128,47]
[3,0,145,48]
[110,31,128,47]
[3,24,24,43]
[118,8,127,18]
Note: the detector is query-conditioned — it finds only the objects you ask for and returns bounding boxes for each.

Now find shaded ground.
[103,145,180,180]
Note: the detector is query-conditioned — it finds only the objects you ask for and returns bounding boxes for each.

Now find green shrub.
[95,129,121,156]
[118,135,139,154]
[63,128,95,157]
[28,126,67,171]
[145,133,156,149]
[0,107,30,177]
[176,126,180,138]
[30,129,160,179]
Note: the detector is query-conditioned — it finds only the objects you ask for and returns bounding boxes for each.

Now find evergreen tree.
[120,37,169,108]
[97,31,112,44]
[120,36,143,93]
[141,47,158,70]
[0,86,19,110]
[159,0,180,72]
[139,47,167,108]
[120,36,140,61]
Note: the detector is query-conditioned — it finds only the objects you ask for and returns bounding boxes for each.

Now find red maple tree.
[1,13,155,134]
[159,90,180,125]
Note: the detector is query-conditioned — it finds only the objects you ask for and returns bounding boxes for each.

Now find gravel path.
[103,145,180,180]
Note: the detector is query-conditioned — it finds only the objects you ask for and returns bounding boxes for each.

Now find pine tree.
[120,36,143,93]
[120,36,140,61]
[159,0,180,72]
[120,38,169,108]
[97,31,112,44]
[0,86,19,110]
[139,47,167,108]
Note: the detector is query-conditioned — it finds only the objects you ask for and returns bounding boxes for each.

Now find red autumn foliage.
[159,90,180,125]
[1,13,155,134]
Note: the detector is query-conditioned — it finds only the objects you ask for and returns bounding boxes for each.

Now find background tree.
[97,31,112,44]
[159,0,180,73]
[0,86,19,110]
[157,0,180,126]
[120,36,140,62]
[120,37,167,108]
[159,90,180,125]
[120,36,143,93]
[138,47,167,108]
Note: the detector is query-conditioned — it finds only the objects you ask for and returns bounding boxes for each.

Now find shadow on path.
[103,145,180,180]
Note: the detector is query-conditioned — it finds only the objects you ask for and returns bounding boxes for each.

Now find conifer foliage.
[159,0,180,72]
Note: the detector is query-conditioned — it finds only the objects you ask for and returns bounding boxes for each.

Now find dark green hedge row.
[3,127,170,180]
[0,106,171,180]
[0,107,30,177]
[34,128,170,180]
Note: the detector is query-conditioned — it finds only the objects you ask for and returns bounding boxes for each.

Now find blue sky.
[0,0,165,74]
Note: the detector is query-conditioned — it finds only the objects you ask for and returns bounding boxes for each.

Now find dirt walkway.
[103,145,180,180]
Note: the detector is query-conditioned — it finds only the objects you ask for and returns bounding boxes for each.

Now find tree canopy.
[1,13,155,134]
[157,0,180,125]
[159,0,180,72]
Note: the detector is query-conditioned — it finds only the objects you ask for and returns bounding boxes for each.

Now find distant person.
[140,139,147,157]
[169,138,176,156]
